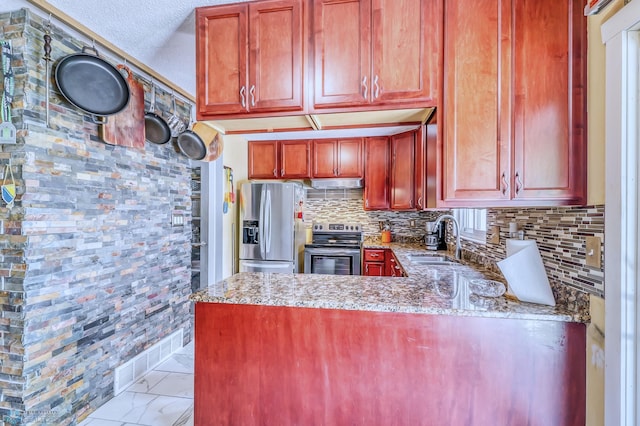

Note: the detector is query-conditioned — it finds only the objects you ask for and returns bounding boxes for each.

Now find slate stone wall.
[1,9,193,425]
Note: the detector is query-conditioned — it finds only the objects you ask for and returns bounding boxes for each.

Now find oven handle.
[305,247,361,256]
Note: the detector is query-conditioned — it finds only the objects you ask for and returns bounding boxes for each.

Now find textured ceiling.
[6,0,250,96]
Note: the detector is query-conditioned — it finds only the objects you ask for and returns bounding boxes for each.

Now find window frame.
[452,208,487,244]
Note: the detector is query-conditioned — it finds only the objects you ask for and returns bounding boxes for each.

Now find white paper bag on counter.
[497,240,555,306]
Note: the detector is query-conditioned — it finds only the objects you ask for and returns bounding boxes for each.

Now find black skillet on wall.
[55,46,130,123]
[144,82,171,144]
[176,105,206,160]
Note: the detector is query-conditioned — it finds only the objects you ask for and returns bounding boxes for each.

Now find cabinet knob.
[362,75,368,100]
[273,168,277,177]
[417,196,423,208]
[281,168,285,176]
[240,86,246,108]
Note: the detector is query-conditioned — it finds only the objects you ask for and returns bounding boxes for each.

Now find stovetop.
[307,222,363,248]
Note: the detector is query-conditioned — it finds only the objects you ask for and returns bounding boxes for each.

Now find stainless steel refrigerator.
[239,182,306,273]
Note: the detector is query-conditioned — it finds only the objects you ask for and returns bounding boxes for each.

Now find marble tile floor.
[79,341,195,426]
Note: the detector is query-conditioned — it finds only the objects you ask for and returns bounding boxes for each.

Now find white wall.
[220,135,248,278]
[0,0,28,12]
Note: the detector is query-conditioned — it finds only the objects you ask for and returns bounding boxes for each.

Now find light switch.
[585,236,602,268]
[172,214,185,227]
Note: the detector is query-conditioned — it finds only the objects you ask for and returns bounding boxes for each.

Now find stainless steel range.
[303,223,363,275]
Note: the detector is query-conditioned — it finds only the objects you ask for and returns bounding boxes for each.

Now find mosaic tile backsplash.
[304,189,605,304]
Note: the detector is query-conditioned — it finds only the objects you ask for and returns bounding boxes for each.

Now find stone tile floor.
[79,341,195,426]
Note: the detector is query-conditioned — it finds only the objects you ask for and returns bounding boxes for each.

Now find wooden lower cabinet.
[195,302,586,425]
[363,248,386,276]
[386,251,405,277]
[363,248,405,277]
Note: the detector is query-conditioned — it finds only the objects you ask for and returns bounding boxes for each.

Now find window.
[452,208,487,243]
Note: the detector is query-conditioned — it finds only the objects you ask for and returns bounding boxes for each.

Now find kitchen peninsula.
[191,246,586,426]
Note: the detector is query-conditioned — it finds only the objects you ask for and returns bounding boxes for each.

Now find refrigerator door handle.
[259,185,266,259]
[265,188,272,254]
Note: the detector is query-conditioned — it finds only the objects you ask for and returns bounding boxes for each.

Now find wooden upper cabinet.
[196,0,305,119]
[312,138,363,178]
[364,137,390,210]
[312,0,440,110]
[248,141,279,179]
[312,0,370,108]
[511,0,586,204]
[280,140,311,178]
[442,0,510,205]
[390,131,416,210]
[248,140,310,179]
[336,139,364,177]
[441,0,586,207]
[371,0,440,105]
[196,4,248,116]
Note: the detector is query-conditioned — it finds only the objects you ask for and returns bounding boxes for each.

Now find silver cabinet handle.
[249,85,256,107]
[501,172,509,196]
[240,86,246,108]
[417,196,423,208]
[373,75,380,99]
[281,168,285,176]
[362,75,368,99]
[273,168,277,177]
[515,172,523,195]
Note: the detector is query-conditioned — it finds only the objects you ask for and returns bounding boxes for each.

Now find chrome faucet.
[433,214,462,260]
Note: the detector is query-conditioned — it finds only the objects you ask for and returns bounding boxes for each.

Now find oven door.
[304,247,361,275]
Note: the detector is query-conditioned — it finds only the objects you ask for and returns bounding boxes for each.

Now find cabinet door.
[280,140,311,178]
[336,138,363,177]
[196,5,248,116]
[249,0,304,113]
[248,141,279,179]
[511,0,586,204]
[312,139,338,177]
[441,0,511,205]
[371,0,440,105]
[364,261,385,276]
[390,131,415,210]
[414,126,426,210]
[364,137,390,210]
[386,252,403,277]
[313,0,371,108]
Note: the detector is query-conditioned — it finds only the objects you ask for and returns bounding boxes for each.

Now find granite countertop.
[191,242,588,323]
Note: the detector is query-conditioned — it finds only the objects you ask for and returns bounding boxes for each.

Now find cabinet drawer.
[364,249,386,261]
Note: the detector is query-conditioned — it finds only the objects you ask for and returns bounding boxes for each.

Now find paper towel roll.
[506,238,536,257]
[497,240,555,306]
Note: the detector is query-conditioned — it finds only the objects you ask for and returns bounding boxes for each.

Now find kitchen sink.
[406,254,456,265]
